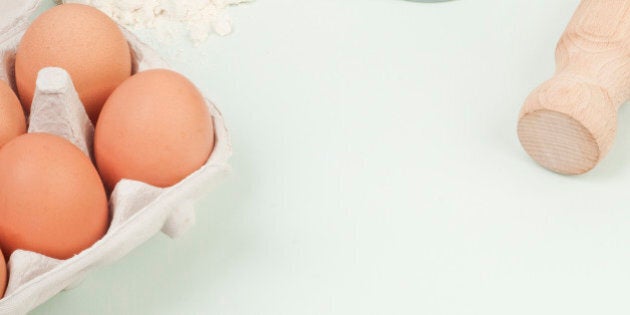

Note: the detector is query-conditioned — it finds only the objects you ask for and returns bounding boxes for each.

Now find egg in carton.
[0,1,232,313]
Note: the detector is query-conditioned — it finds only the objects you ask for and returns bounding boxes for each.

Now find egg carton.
[0,1,232,314]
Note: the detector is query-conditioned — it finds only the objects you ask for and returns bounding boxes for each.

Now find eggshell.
[95,69,215,191]
[0,133,109,260]
[0,81,25,147]
[0,250,6,298]
[15,3,131,122]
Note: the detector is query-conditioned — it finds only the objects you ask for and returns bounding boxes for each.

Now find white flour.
[63,0,252,45]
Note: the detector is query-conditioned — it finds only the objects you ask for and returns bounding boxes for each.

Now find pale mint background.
[30,0,630,314]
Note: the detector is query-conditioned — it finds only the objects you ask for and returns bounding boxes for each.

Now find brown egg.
[0,250,6,298]
[15,3,132,123]
[95,69,214,191]
[0,133,109,260]
[0,81,26,147]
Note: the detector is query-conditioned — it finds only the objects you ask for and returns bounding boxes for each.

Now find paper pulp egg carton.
[0,1,232,313]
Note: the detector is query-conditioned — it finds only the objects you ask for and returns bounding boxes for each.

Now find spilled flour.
[62,0,252,45]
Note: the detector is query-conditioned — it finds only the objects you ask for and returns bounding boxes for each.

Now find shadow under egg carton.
[0,2,232,314]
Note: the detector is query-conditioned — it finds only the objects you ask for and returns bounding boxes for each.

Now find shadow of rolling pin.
[518,0,630,175]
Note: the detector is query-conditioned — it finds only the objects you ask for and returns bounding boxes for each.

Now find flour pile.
[62,0,252,45]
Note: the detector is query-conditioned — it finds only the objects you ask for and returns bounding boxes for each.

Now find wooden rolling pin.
[518,0,630,175]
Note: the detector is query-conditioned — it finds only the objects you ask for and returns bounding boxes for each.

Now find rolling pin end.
[517,77,616,175]
[518,109,600,175]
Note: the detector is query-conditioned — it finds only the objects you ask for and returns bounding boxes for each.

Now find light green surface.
[30,0,630,314]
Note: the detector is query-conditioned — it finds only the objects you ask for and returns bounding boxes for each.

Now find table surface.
[31,0,630,314]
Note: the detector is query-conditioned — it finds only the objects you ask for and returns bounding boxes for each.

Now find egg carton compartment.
[0,2,232,314]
